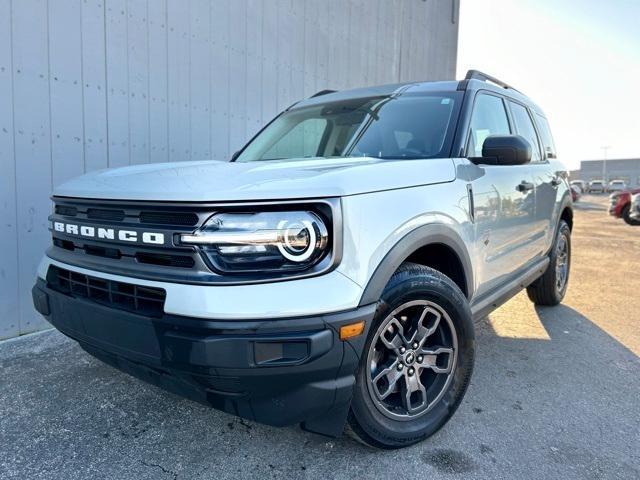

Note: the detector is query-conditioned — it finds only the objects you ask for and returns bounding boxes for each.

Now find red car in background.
[609,188,640,225]
[570,185,581,202]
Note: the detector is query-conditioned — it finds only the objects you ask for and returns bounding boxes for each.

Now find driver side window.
[467,94,511,157]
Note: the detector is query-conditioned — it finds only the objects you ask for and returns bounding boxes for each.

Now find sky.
[457,0,640,169]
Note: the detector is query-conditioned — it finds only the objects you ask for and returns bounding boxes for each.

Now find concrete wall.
[0,0,459,339]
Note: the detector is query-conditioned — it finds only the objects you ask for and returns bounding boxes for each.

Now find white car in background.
[570,180,586,193]
[608,180,627,193]
[589,180,606,194]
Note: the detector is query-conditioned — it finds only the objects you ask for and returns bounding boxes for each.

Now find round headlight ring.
[277,219,318,262]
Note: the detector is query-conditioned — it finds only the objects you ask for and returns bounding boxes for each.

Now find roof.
[292,80,460,110]
[292,70,545,116]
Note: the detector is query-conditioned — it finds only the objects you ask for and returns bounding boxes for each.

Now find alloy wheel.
[555,233,569,293]
[366,300,457,421]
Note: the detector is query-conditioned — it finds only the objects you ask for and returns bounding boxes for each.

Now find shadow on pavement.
[1,302,638,479]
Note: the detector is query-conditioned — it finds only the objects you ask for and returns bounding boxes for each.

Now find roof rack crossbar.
[463,69,521,93]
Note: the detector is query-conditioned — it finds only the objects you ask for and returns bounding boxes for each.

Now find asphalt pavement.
[1,194,638,479]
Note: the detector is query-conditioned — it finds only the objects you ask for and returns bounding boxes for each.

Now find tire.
[526,220,571,306]
[622,205,640,226]
[347,263,474,449]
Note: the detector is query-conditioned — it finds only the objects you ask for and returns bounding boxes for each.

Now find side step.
[470,257,550,321]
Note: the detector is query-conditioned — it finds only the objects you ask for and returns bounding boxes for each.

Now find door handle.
[516,181,534,193]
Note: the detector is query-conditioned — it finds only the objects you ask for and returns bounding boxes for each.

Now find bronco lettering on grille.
[52,221,165,245]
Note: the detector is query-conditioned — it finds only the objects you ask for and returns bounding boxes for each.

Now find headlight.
[180,211,330,274]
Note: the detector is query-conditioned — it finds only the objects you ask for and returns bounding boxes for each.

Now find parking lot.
[1,194,638,480]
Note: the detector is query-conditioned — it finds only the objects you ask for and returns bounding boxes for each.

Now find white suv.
[589,180,606,193]
[32,70,573,448]
[608,180,627,192]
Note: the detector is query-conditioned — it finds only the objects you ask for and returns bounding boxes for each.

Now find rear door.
[466,92,538,297]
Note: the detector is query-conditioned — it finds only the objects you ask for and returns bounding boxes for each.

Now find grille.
[87,208,126,221]
[135,252,195,268]
[84,244,122,259]
[47,266,166,317]
[49,198,223,283]
[53,238,194,268]
[53,201,200,226]
[140,211,199,226]
[55,205,78,217]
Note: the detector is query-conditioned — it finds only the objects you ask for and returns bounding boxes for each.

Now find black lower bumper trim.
[33,279,376,436]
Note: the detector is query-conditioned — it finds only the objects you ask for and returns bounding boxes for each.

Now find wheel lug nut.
[412,342,419,349]
[417,355,423,362]
[399,347,406,354]
[408,368,415,376]
[397,363,404,371]
[400,316,407,322]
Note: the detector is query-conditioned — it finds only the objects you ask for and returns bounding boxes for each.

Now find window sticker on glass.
[441,98,451,105]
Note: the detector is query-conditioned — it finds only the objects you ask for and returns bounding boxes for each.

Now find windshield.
[235,93,461,162]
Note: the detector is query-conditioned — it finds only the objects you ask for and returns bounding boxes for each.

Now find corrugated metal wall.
[0,0,459,339]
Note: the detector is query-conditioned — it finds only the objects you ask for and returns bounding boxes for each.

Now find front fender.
[358,223,474,306]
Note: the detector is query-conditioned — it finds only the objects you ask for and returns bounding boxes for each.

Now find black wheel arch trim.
[560,191,573,225]
[550,191,573,250]
[358,224,474,307]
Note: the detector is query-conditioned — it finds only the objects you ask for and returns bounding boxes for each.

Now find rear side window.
[509,102,542,163]
[534,113,557,159]
[467,94,511,157]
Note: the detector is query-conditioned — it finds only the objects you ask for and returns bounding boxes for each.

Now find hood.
[53,157,456,202]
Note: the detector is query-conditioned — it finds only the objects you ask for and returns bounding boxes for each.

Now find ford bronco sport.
[32,70,573,449]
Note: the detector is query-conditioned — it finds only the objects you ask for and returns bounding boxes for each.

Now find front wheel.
[347,263,474,449]
[527,220,571,305]
[622,205,640,226]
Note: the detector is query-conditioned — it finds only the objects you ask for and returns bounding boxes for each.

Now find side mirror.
[472,134,532,166]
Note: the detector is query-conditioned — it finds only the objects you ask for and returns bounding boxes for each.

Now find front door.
[507,100,558,258]
[466,92,538,297]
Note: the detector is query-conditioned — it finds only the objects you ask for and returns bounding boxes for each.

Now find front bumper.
[32,278,376,436]
[37,257,364,319]
[608,198,621,216]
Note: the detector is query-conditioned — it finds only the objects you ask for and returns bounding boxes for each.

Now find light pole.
[601,146,611,185]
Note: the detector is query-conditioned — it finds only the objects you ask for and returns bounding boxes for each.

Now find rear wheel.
[527,220,571,305]
[347,263,474,449]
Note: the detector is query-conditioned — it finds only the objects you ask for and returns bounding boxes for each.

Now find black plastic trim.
[470,257,549,321]
[310,89,337,98]
[34,278,376,435]
[463,69,522,93]
[358,224,474,306]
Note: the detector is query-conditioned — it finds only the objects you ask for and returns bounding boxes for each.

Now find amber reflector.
[339,321,365,340]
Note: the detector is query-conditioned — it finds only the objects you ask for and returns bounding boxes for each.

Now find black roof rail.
[310,89,337,98]
[457,69,522,94]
